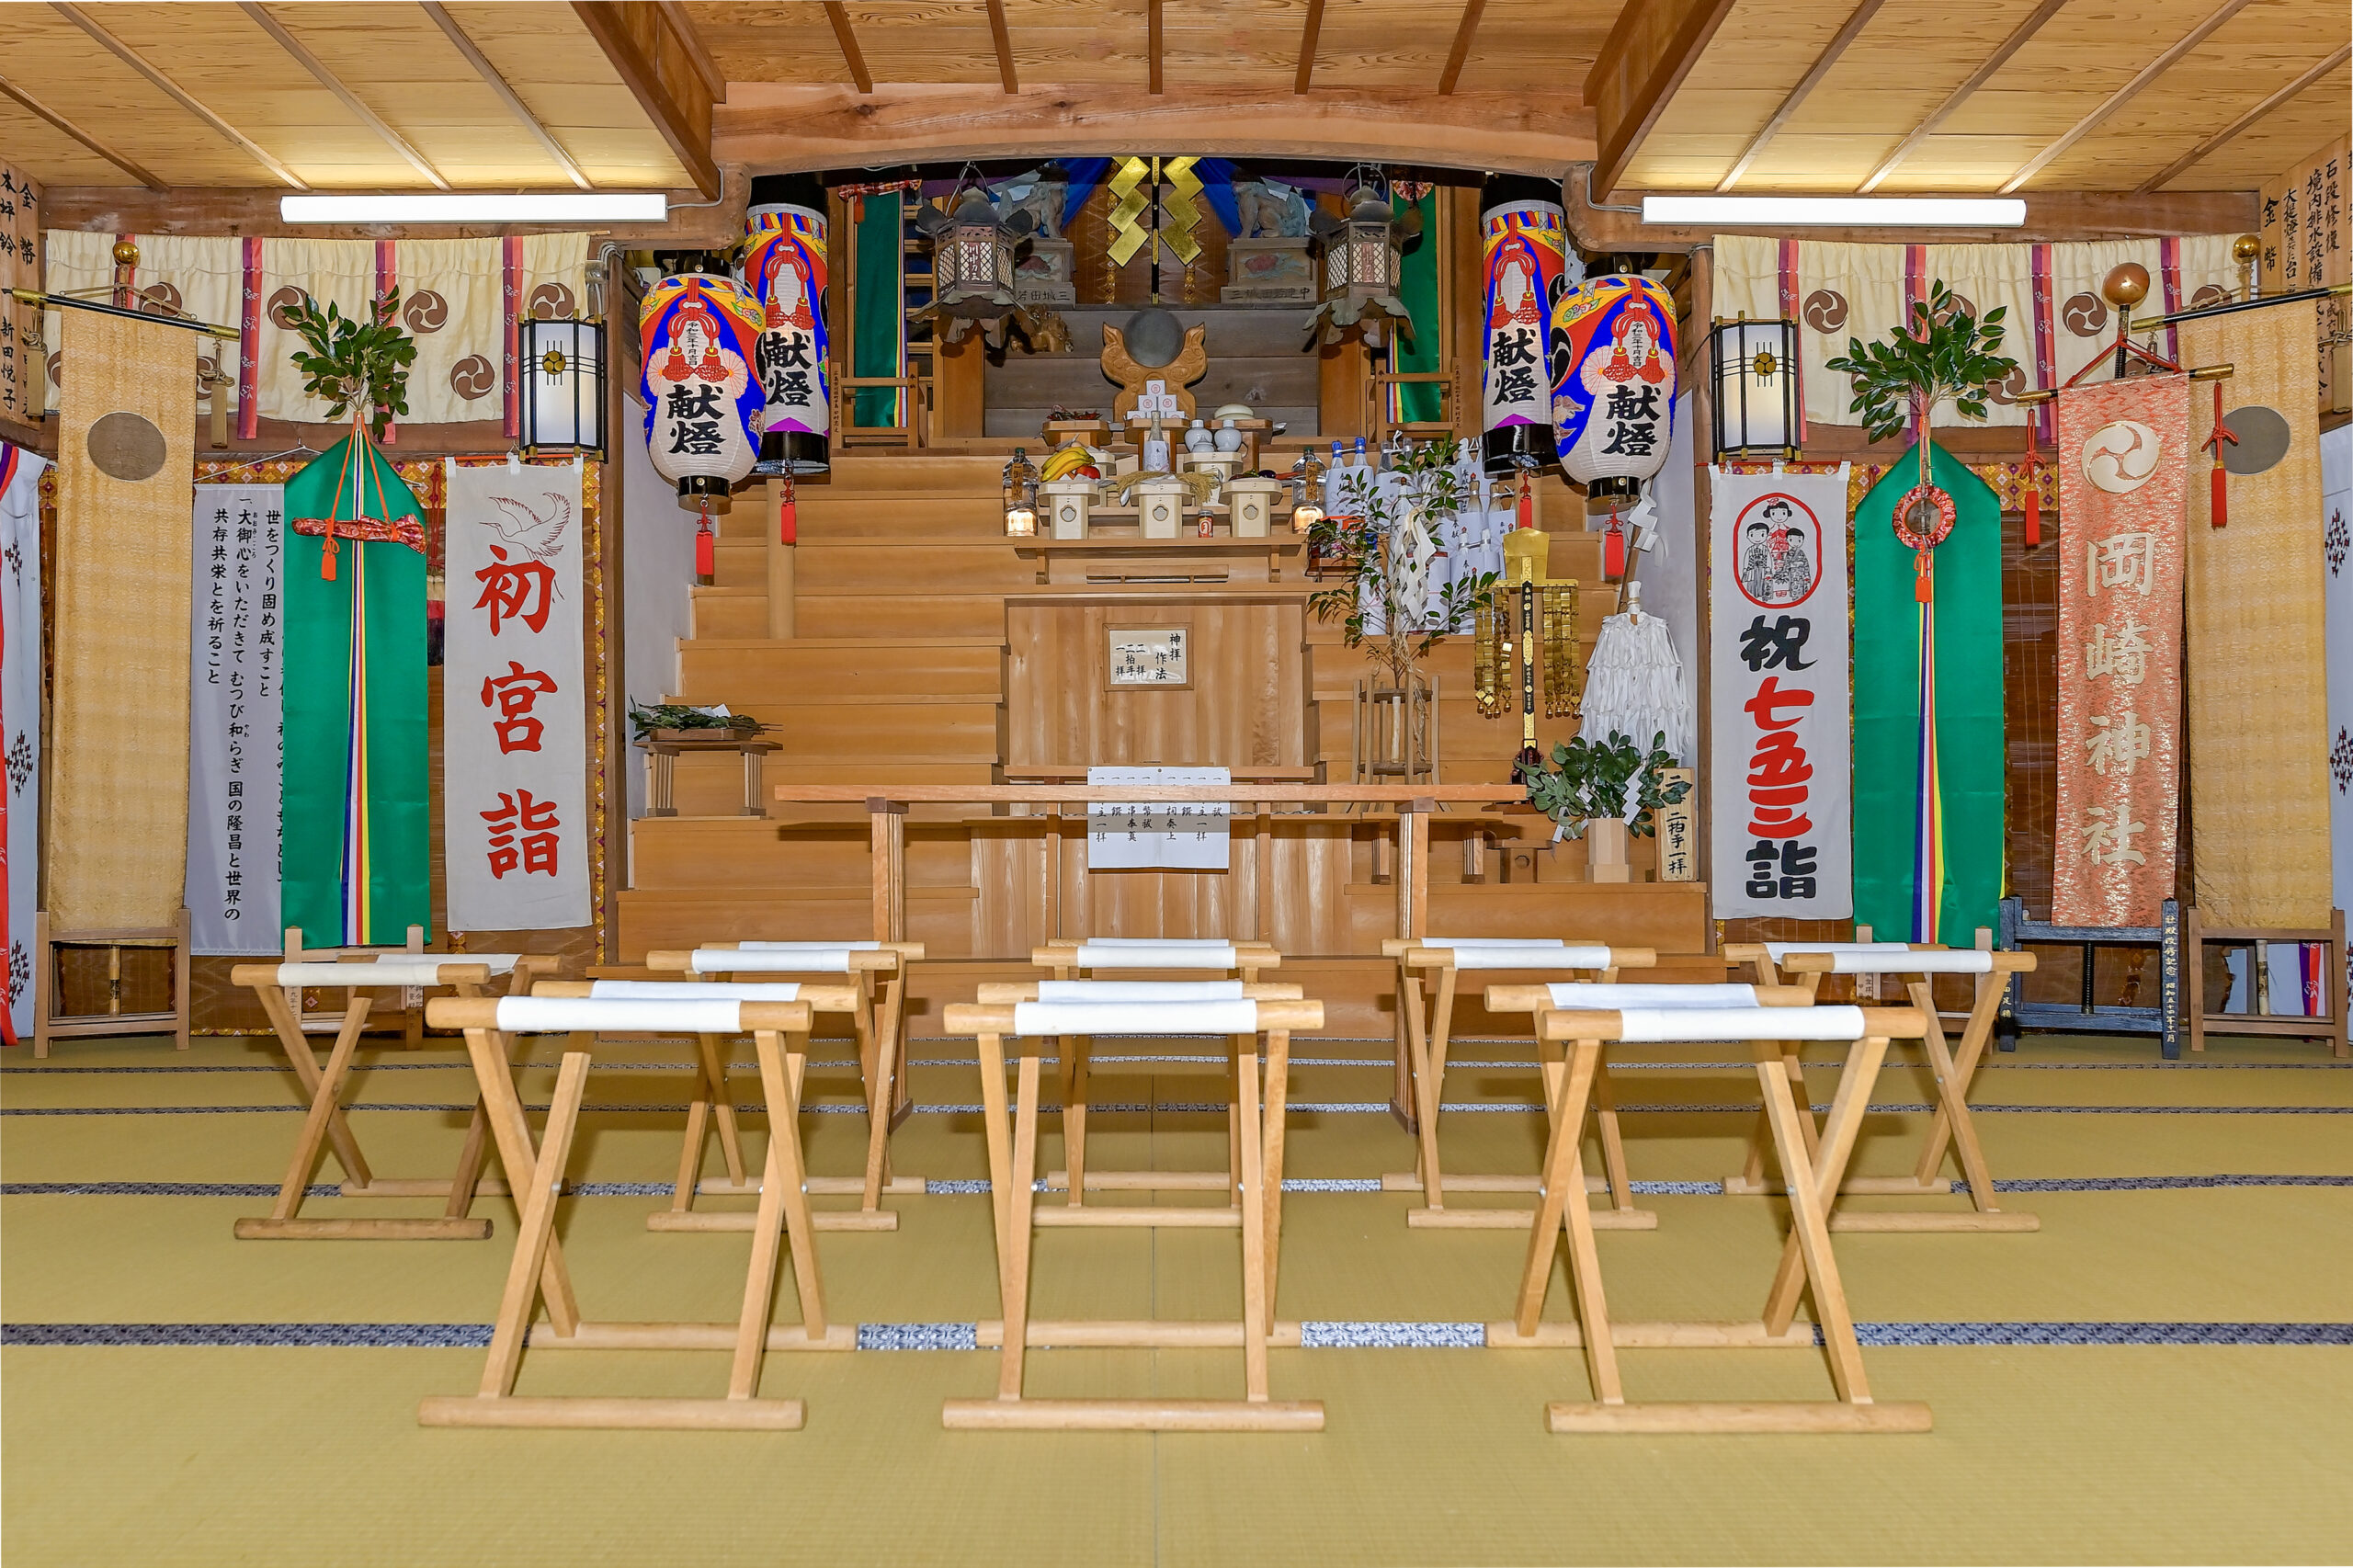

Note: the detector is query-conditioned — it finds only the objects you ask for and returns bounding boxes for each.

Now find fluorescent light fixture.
[280,193,667,224]
[1641,196,2027,228]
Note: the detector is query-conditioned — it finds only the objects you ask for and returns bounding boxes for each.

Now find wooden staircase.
[626,452,1620,958]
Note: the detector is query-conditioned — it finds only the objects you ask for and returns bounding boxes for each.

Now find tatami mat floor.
[6,1028,2352,1565]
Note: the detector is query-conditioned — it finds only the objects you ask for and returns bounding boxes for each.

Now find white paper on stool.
[1086,766,1230,871]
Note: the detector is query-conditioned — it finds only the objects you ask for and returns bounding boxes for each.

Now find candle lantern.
[1290,447,1324,532]
[743,173,831,479]
[639,264,764,576]
[1305,172,1418,348]
[517,316,604,459]
[1002,448,1040,537]
[1477,174,1571,475]
[1707,316,1800,463]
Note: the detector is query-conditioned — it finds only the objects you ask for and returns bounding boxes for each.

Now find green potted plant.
[1305,438,1499,783]
[284,290,417,440]
[1520,729,1689,882]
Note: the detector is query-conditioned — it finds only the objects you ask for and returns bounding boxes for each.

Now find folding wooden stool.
[1380,938,1657,1230]
[226,952,557,1240]
[941,993,1324,1431]
[417,994,848,1431]
[1032,938,1279,1206]
[1723,939,2040,1233]
[1495,1002,1934,1435]
[642,940,926,1223]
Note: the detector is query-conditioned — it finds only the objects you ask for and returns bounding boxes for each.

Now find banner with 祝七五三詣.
[1708,464,1851,919]
[2052,373,2188,928]
[443,459,589,931]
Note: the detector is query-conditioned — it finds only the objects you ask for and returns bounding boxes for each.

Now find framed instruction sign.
[1107,626,1189,689]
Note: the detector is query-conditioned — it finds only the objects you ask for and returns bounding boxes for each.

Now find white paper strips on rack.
[444,460,588,929]
[186,484,284,953]
[1086,766,1231,871]
[1709,465,1852,918]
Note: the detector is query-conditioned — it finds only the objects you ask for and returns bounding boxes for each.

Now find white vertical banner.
[1,448,45,1032]
[186,483,282,953]
[2322,423,2352,1036]
[1087,766,1230,871]
[1709,465,1852,918]
[444,460,589,929]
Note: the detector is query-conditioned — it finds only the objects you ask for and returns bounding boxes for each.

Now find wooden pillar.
[764,477,795,639]
[1685,245,1715,931]
[1319,333,1368,442]
[934,329,987,441]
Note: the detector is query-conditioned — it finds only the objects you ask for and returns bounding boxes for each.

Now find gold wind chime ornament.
[1475,524,1579,777]
[1106,156,1203,301]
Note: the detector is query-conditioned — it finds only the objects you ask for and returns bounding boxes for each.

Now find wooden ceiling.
[1635,0,2349,194]
[2,0,2339,216]
[0,2,697,192]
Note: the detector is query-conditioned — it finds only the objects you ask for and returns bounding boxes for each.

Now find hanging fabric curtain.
[1391,189,1442,426]
[1852,446,2006,943]
[853,192,905,430]
[281,432,429,947]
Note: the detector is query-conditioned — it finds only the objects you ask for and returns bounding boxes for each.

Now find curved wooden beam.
[715,82,1595,177]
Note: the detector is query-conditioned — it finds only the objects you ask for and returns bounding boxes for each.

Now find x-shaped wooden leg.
[235,984,491,1241]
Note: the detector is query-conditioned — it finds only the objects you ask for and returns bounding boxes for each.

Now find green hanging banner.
[1852,445,2006,944]
[1391,190,1442,426]
[281,435,431,947]
[853,192,906,431]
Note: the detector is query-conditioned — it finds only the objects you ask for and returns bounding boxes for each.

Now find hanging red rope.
[2200,379,2237,529]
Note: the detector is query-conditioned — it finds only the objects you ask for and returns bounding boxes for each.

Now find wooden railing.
[831,370,932,449]
[770,784,1518,945]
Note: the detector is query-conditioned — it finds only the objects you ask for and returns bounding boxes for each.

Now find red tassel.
[321,534,338,582]
[2023,485,2041,549]
[779,475,797,545]
[1516,475,1533,530]
[695,516,715,579]
[2211,460,2228,529]
[1604,517,1626,579]
[1914,547,1933,603]
[2204,380,2236,529]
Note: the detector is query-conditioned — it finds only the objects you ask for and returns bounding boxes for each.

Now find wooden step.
[665,751,1001,815]
[793,541,1038,594]
[790,494,1013,538]
[677,639,1005,699]
[795,592,1007,640]
[631,815,984,890]
[820,454,1012,494]
[670,699,999,759]
[691,586,767,640]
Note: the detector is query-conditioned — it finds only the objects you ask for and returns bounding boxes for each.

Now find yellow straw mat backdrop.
[2183,302,2330,930]
[47,308,195,933]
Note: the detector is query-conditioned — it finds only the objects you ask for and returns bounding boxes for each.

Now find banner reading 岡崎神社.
[443,459,589,930]
[1708,465,1852,919]
[187,483,284,953]
[2052,373,2188,928]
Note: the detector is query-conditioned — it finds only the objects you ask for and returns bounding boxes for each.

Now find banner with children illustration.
[1709,464,1852,918]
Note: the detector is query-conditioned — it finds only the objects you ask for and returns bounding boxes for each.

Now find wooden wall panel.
[1005,597,1310,772]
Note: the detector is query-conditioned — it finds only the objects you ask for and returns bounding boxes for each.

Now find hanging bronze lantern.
[910,183,1047,347]
[1303,173,1419,348]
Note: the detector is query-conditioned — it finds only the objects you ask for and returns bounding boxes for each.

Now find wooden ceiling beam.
[0,69,166,189]
[240,3,450,190]
[418,2,593,190]
[1295,0,1324,94]
[2136,42,2350,194]
[572,1,722,198]
[985,0,1017,93]
[1438,0,1485,96]
[1149,0,1165,95]
[49,2,307,189]
[1998,0,2256,193]
[1583,0,1738,201]
[1716,0,1888,191]
[823,3,872,94]
[1856,0,2066,193]
[654,0,725,104]
[717,82,1595,176]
